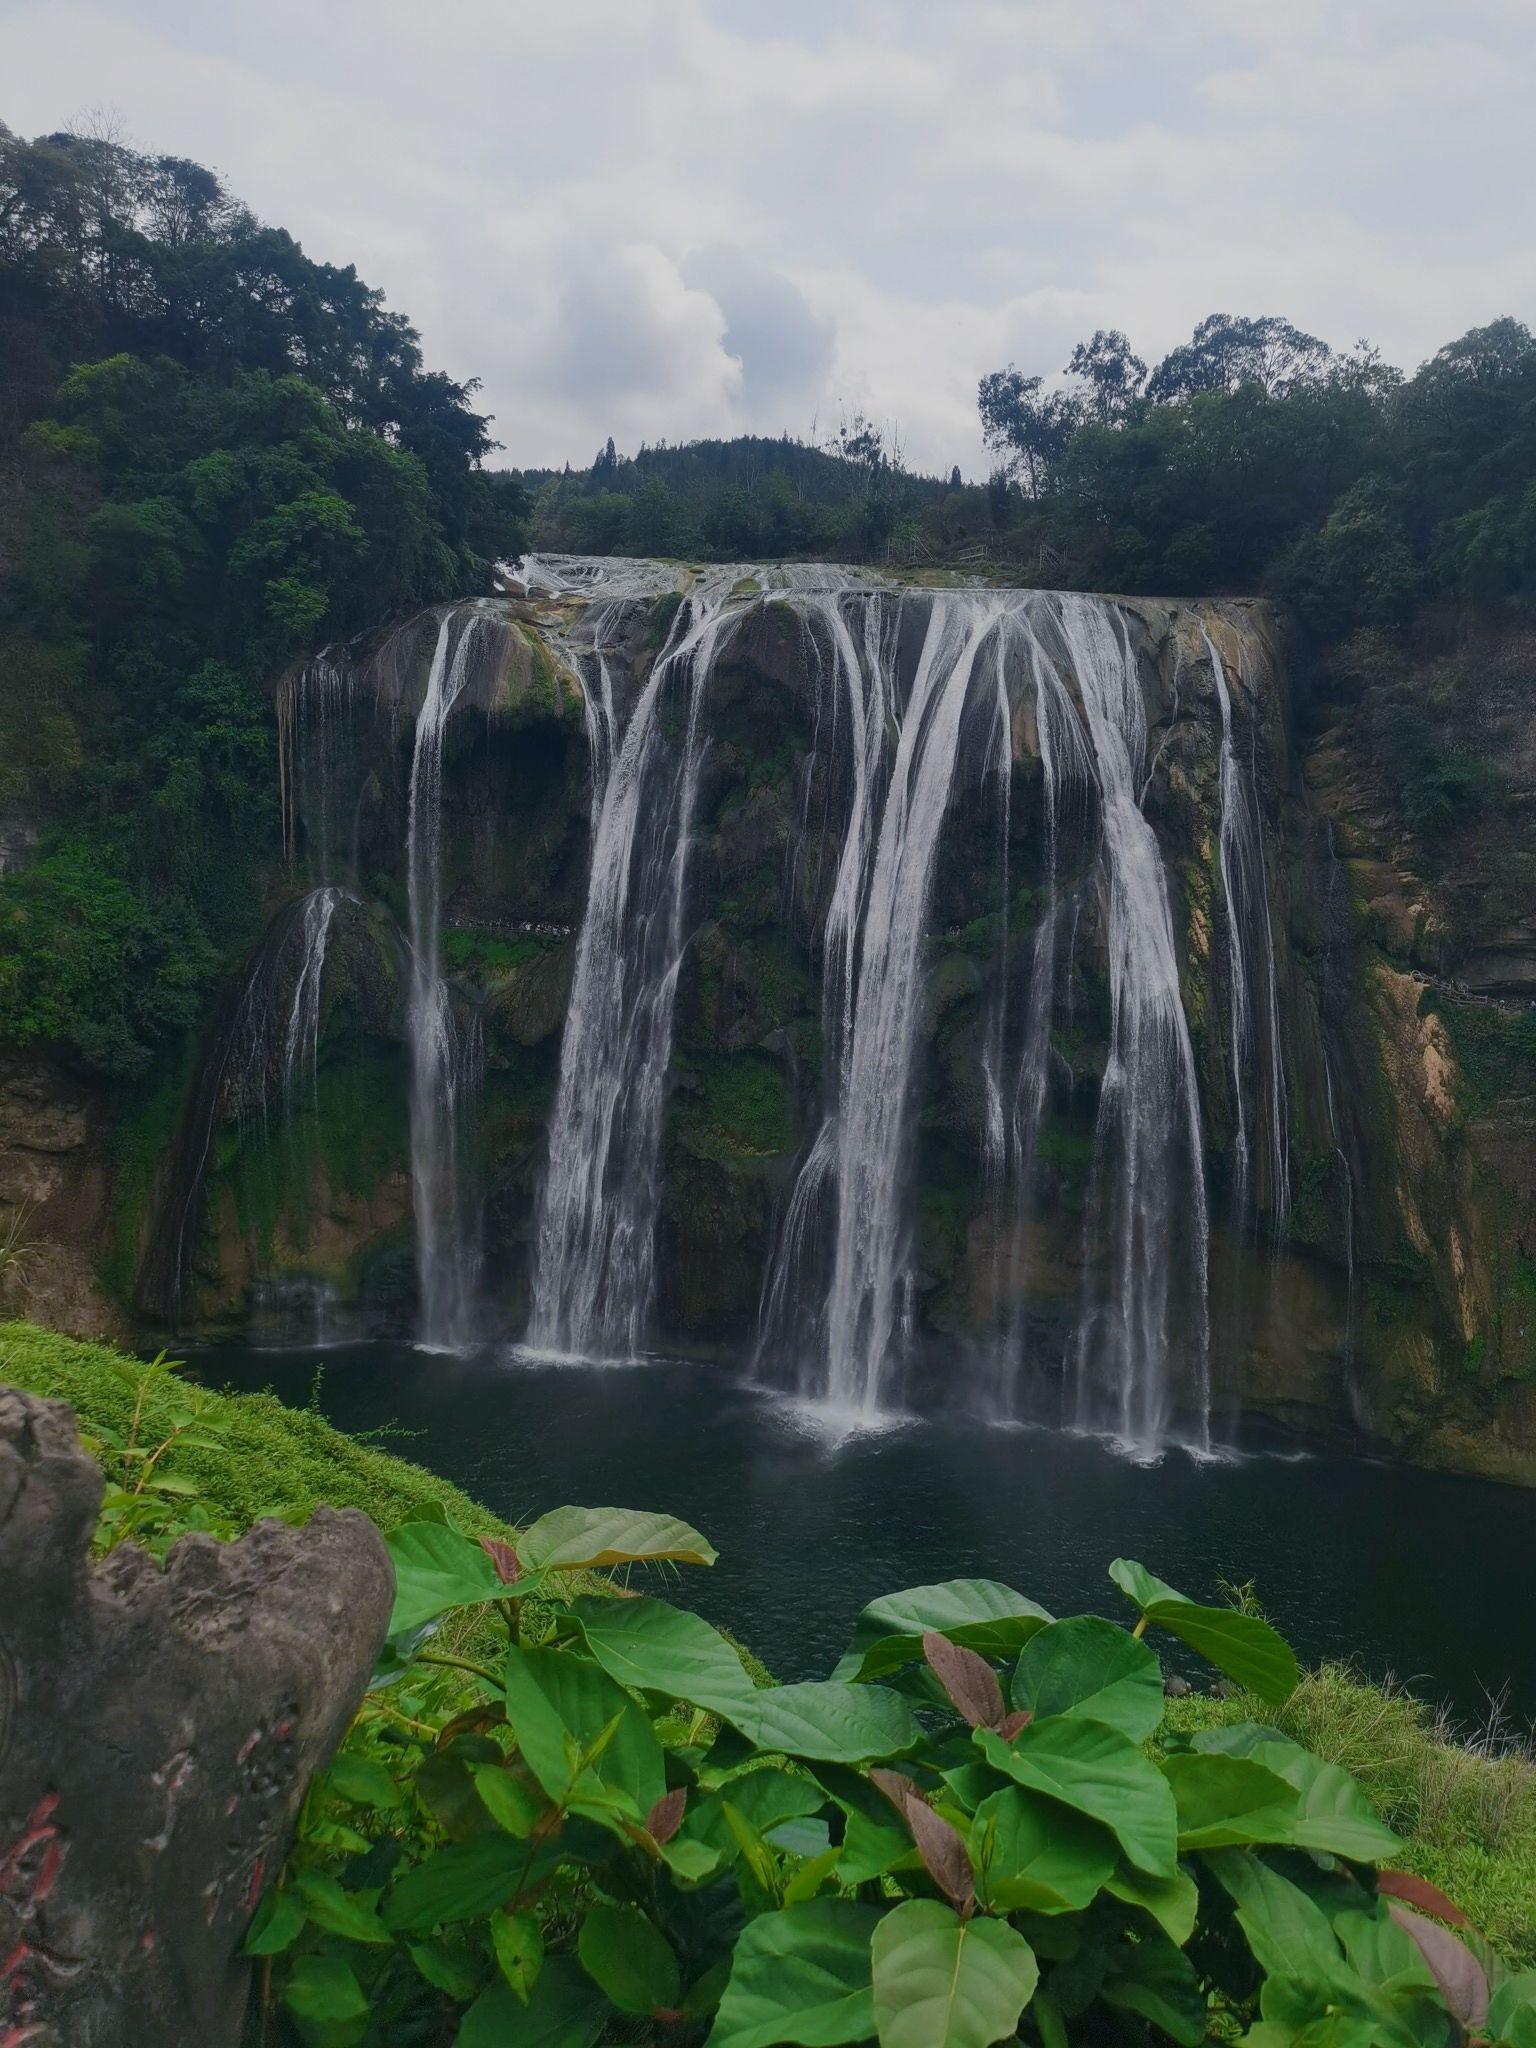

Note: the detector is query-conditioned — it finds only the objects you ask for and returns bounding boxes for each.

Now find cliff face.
[6,572,1531,1482]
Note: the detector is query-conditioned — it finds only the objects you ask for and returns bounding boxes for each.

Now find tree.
[1146,313,1332,403]
[1065,329,1146,426]
[977,368,1082,496]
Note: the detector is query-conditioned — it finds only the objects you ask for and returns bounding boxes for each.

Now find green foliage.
[0,123,526,1078]
[7,1327,1536,2035]
[243,1506,1518,2048]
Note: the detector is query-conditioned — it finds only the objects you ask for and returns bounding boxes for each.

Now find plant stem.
[418,1650,504,1688]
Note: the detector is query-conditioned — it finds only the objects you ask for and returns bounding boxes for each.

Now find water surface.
[199,1343,1536,1728]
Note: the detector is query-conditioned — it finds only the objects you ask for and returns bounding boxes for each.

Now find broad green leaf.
[410,1938,484,2001]
[835,1580,1053,1681]
[294,1868,392,1944]
[1489,1973,1536,2048]
[971,1785,1116,1912]
[385,1833,546,1934]
[705,1899,881,2048]
[1149,1602,1299,1705]
[516,1505,717,1572]
[578,1903,680,2016]
[1100,1927,1206,2047]
[1188,1720,1290,1758]
[1162,1752,1300,1850]
[730,1680,922,1764]
[1107,1559,1189,1612]
[284,1954,368,2025]
[502,1643,666,1816]
[1011,1615,1164,1739]
[974,1721,1178,1878]
[493,1909,544,2001]
[568,1598,919,1761]
[387,1517,545,1636]
[475,1763,545,1838]
[870,1899,1038,2048]
[1109,1561,1298,1704]
[1106,1863,1200,1946]
[326,1751,407,1809]
[681,1768,828,1861]
[1249,1742,1402,1862]
[243,1886,306,1955]
[566,1596,756,1714]
[457,1959,606,2048]
[1204,1848,1346,1982]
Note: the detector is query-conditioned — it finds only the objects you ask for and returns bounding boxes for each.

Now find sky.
[2,0,1533,477]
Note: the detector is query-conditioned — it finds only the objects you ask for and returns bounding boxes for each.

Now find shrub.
[249,1515,1525,2047]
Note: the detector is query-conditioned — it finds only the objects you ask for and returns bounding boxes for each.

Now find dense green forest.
[0,122,525,1077]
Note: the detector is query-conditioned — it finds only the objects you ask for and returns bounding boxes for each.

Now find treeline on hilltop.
[0,122,526,1077]
[531,310,1536,644]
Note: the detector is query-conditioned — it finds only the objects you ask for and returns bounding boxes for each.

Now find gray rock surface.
[0,1387,393,2047]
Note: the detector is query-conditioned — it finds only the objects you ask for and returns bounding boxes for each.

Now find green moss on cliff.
[673,1051,795,1164]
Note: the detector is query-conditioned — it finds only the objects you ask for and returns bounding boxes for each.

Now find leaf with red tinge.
[1377,1869,1470,1928]
[647,1787,687,1845]
[868,1769,975,1916]
[922,1632,1004,1730]
[996,1711,1032,1742]
[479,1536,522,1584]
[1386,1903,1489,2030]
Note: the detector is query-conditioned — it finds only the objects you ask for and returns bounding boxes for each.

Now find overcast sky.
[2,0,1533,475]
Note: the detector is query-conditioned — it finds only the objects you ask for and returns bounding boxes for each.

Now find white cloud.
[0,0,1530,474]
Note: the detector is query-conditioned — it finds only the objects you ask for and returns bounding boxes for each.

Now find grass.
[1170,1663,1536,1964]
[0,1318,507,1538]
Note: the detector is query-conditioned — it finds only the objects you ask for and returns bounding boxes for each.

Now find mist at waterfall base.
[203,1340,1536,1727]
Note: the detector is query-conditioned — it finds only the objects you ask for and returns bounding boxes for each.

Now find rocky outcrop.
[0,1387,392,2047]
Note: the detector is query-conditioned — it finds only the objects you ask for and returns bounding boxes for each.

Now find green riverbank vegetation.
[4,1320,1535,2046]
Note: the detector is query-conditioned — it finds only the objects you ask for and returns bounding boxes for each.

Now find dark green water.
[201,1343,1536,1728]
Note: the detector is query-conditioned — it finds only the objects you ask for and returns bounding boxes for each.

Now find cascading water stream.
[987,611,1093,1407]
[523,570,745,1362]
[1204,627,1289,1226]
[280,883,344,1112]
[406,605,491,1352]
[1059,595,1211,1455]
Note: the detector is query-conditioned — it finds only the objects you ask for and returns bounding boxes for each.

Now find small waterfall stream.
[1205,627,1289,1227]
[406,605,491,1352]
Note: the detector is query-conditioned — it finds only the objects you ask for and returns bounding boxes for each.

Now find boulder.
[0,1388,393,2047]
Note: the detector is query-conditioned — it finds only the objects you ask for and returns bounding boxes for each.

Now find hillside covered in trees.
[0,121,525,1076]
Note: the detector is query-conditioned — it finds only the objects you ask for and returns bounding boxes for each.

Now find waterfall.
[988,611,1093,1406]
[1204,627,1289,1227]
[143,884,345,1325]
[280,884,344,1111]
[523,571,744,1361]
[406,605,490,1351]
[757,592,1017,1420]
[1058,595,1210,1455]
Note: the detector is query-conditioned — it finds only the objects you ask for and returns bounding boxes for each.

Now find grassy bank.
[3,1317,1532,1963]
[0,1320,509,1539]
